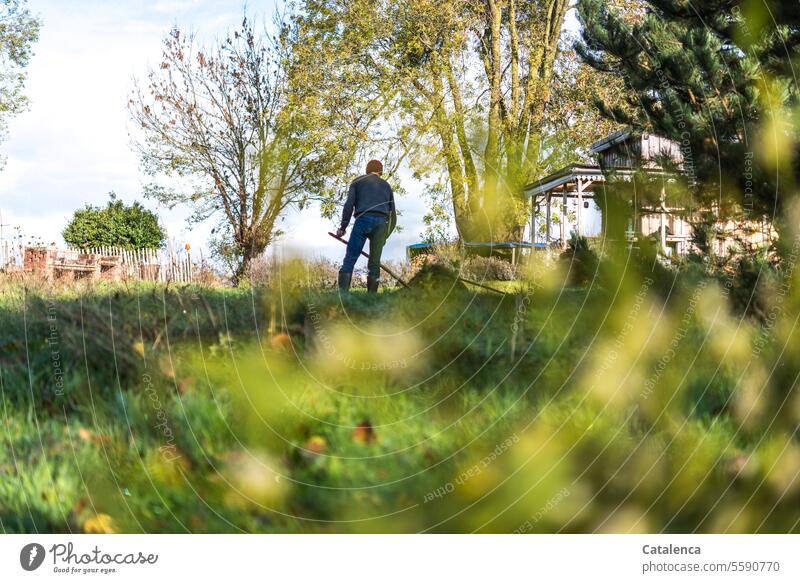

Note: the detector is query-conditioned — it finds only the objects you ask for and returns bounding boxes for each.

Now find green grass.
[1,267,799,533]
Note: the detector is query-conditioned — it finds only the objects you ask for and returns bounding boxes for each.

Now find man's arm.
[338,182,356,235]
[387,185,397,237]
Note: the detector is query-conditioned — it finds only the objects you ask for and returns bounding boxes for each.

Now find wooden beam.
[659,187,667,253]
[577,179,584,237]
[546,193,551,244]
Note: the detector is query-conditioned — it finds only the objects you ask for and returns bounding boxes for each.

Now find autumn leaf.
[305,435,327,455]
[132,341,145,357]
[177,377,194,395]
[352,420,376,444]
[159,355,175,378]
[270,332,292,351]
[83,513,117,534]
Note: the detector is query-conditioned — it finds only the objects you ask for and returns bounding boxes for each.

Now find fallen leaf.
[177,377,194,395]
[352,420,376,444]
[271,332,292,351]
[83,513,117,534]
[132,341,145,357]
[305,435,327,455]
[159,355,176,379]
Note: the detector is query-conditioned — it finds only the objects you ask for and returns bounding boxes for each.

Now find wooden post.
[576,179,584,237]
[660,187,667,253]
[545,193,551,244]
[531,196,536,244]
[561,188,567,248]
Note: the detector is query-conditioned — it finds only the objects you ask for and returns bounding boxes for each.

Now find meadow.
[1,249,799,534]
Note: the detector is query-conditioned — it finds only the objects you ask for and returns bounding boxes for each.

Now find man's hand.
[336,227,346,238]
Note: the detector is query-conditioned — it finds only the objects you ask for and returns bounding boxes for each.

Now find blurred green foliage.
[1,247,799,533]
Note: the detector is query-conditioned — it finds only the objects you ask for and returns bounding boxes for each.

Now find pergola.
[524,164,606,247]
[524,164,691,254]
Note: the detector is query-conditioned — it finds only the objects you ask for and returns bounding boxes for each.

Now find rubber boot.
[337,271,352,292]
[367,275,380,293]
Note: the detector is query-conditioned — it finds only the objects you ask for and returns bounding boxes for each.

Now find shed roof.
[589,129,632,154]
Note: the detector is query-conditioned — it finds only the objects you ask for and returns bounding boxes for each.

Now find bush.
[718,246,778,321]
[62,193,165,250]
[559,235,599,287]
[461,255,515,281]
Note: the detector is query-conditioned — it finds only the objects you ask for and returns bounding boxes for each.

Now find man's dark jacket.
[339,173,397,236]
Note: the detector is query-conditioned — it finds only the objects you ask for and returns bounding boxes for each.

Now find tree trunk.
[233,254,251,285]
[483,0,504,229]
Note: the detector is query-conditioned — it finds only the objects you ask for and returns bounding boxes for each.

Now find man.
[336,159,396,292]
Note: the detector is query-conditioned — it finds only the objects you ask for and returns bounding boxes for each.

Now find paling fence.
[0,242,199,284]
[73,245,197,283]
[1,240,23,270]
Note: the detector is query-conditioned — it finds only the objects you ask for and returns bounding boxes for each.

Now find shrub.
[461,255,515,281]
[63,193,165,250]
[559,235,599,287]
[721,246,777,321]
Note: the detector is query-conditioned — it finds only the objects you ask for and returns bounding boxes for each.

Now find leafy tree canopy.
[294,0,576,242]
[295,0,646,243]
[0,0,40,163]
[130,15,360,281]
[577,0,800,229]
[62,193,165,250]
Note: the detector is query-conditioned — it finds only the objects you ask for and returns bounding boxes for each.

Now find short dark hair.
[366,159,383,174]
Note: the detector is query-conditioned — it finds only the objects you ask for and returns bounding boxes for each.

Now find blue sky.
[0,1,579,263]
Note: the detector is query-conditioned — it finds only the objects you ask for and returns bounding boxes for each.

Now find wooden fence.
[1,240,23,271]
[73,245,196,283]
[1,243,199,284]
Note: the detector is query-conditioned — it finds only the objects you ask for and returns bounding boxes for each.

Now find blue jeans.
[340,214,389,280]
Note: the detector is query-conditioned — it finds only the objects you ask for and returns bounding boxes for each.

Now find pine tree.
[576,0,799,242]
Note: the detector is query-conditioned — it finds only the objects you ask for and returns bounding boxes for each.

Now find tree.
[544,35,629,171]
[0,0,39,163]
[62,193,165,250]
[576,0,800,247]
[295,0,574,242]
[130,16,356,281]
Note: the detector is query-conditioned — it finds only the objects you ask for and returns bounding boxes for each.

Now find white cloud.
[0,1,264,252]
